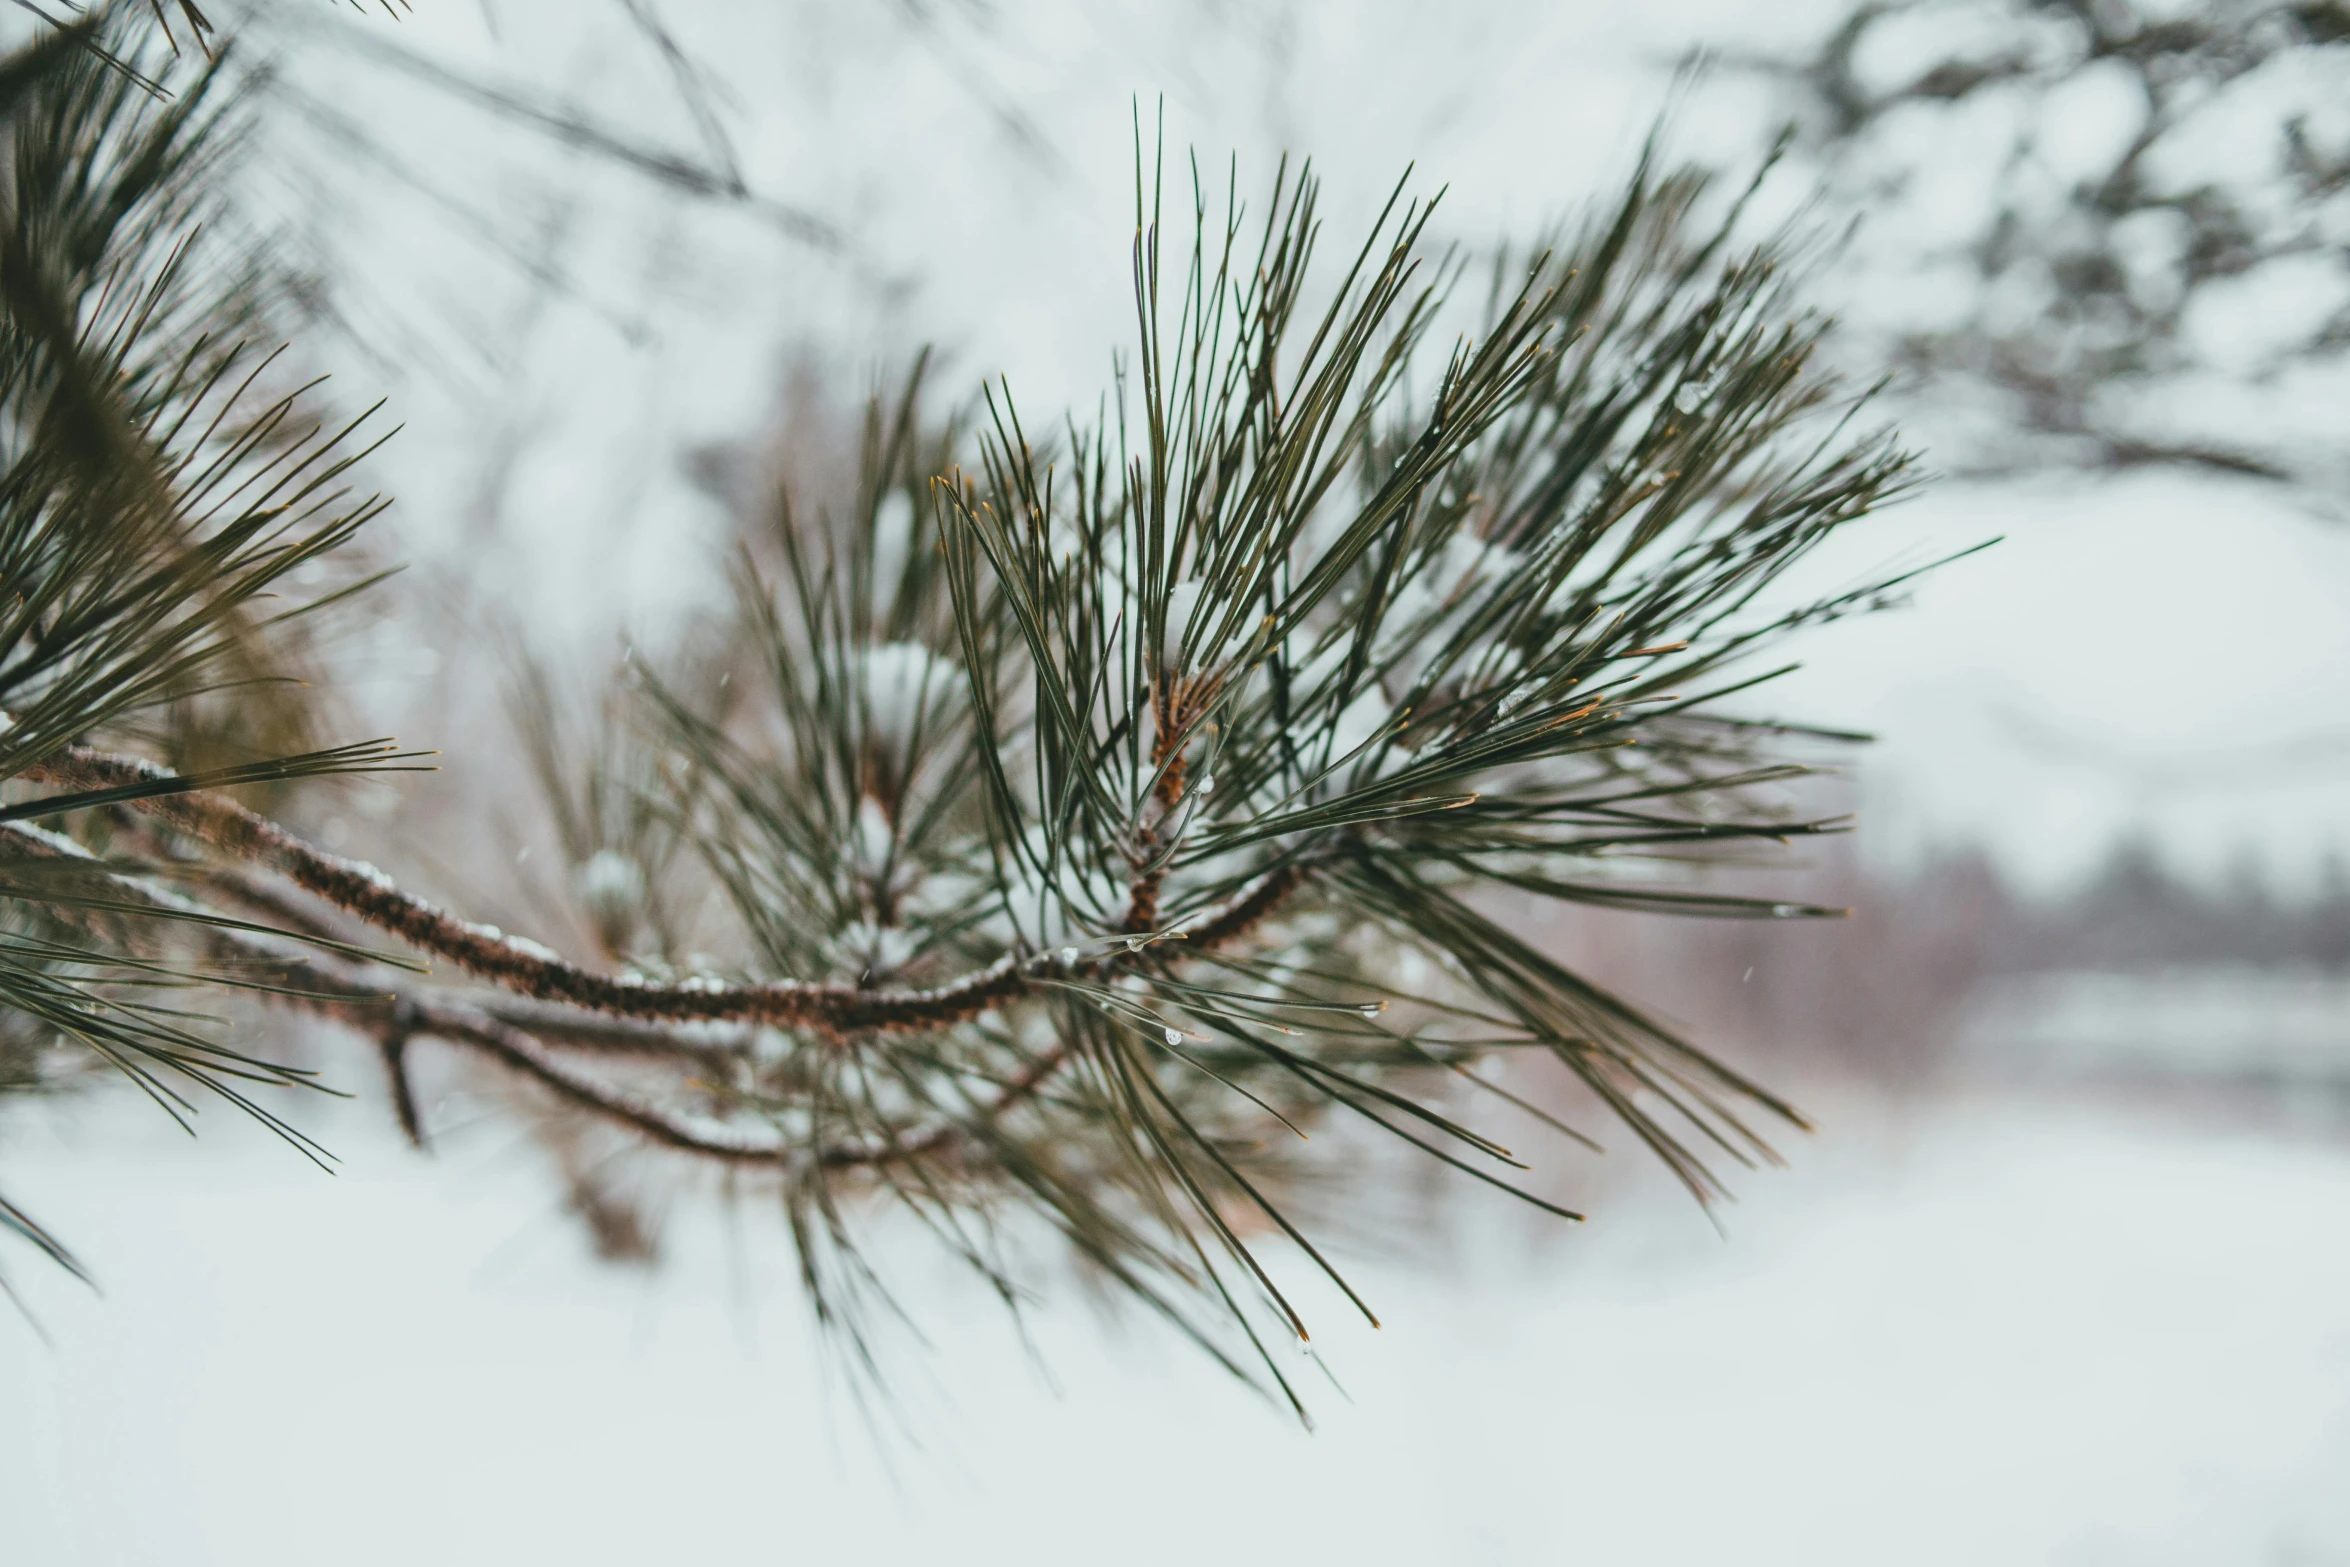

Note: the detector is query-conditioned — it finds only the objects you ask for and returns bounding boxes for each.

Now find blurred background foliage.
[1751,0,2350,494]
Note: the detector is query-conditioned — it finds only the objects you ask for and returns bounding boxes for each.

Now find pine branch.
[0,31,1939,1408]
[0,815,1097,1174]
[24,740,1316,1033]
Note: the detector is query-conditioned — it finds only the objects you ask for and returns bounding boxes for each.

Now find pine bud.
[576,849,646,951]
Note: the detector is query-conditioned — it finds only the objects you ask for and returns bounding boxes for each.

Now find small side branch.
[379,1018,424,1149]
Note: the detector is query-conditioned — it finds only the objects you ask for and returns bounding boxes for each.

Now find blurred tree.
[1751,0,2350,498]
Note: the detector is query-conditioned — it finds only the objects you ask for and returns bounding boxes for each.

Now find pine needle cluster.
[0,12,1930,1410]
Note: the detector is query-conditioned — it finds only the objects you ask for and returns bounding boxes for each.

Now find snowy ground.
[6,1083,2349,1565]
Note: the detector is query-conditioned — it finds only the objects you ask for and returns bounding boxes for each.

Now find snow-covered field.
[6,1083,2348,1564]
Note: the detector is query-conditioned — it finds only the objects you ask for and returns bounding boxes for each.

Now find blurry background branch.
[1743,0,2350,500]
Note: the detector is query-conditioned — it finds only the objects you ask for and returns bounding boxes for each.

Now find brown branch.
[1184,859,1304,949]
[7,736,1323,1179]
[829,859,1310,1170]
[433,856,1306,1171]
[93,811,757,1075]
[1122,671,1215,935]
[3,820,801,1162]
[379,1021,424,1148]
[29,743,1307,1040]
[2,810,1315,1176]
[30,746,1021,1032]
[393,1005,793,1165]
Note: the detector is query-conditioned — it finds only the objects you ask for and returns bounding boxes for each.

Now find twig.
[28,745,1307,1037]
[0,799,1310,1175]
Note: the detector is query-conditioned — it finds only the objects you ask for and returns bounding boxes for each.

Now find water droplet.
[1360,1001,1386,1017]
[1672,381,1707,414]
[1197,773,1216,795]
[1059,946,1080,967]
[1770,903,1803,918]
[1163,1026,1183,1046]
[1125,935,1145,953]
